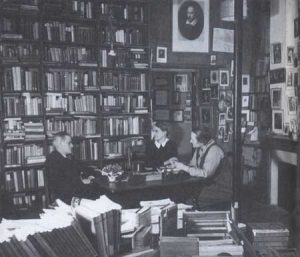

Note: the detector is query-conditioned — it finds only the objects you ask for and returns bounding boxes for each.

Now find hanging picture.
[288,96,297,114]
[172,0,209,52]
[287,46,294,65]
[219,70,229,87]
[173,110,184,122]
[154,109,170,121]
[156,47,167,63]
[271,88,282,108]
[154,90,168,106]
[271,42,282,64]
[272,110,283,134]
[242,75,250,93]
[174,74,188,92]
[199,106,212,127]
[210,70,219,84]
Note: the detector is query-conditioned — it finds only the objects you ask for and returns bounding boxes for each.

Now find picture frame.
[174,74,188,92]
[154,89,168,106]
[287,46,294,65]
[218,125,225,139]
[271,42,282,64]
[271,88,282,109]
[288,96,297,114]
[226,107,233,120]
[173,109,184,122]
[218,113,226,126]
[172,0,209,52]
[154,109,170,121]
[199,106,213,127]
[219,70,229,87]
[242,74,250,93]
[201,89,211,104]
[272,110,283,134]
[210,70,219,84]
[210,84,219,99]
[156,46,167,63]
[287,71,293,87]
[294,18,299,38]
[242,95,249,108]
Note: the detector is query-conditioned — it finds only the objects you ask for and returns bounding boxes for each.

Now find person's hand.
[81,175,95,184]
[164,157,178,167]
[173,161,188,172]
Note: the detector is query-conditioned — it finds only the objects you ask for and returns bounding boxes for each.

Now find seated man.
[45,131,99,205]
[172,127,232,210]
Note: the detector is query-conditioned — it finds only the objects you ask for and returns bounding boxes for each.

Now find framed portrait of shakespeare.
[172,0,209,52]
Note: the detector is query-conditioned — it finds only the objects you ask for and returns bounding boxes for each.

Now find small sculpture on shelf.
[101,164,124,182]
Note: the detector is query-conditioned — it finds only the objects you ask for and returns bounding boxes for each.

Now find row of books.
[45,93,97,114]
[11,192,46,209]
[44,46,97,64]
[45,70,97,91]
[99,3,145,22]
[70,0,94,19]
[73,139,99,161]
[5,168,44,193]
[43,22,96,43]
[103,137,145,158]
[103,116,148,136]
[3,67,39,91]
[100,72,147,91]
[46,117,97,137]
[3,95,42,117]
[102,94,147,113]
[0,43,40,61]
[4,119,45,141]
[0,17,39,40]
[100,26,146,46]
[5,144,45,166]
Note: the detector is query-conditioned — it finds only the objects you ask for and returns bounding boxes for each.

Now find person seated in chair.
[171,127,232,210]
[145,121,178,170]
[45,131,99,205]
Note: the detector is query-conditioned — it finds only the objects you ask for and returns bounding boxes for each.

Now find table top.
[94,173,205,194]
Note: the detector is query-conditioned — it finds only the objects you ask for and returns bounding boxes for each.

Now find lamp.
[220,0,247,21]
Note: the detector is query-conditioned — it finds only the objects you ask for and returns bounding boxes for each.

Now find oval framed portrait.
[178,0,204,40]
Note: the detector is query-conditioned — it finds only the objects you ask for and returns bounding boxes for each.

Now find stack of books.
[0,199,98,257]
[74,195,122,257]
[247,222,290,251]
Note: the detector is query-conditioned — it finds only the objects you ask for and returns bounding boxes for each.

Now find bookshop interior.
[1,0,300,256]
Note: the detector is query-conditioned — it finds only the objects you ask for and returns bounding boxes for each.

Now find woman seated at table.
[171,127,232,210]
[145,121,178,169]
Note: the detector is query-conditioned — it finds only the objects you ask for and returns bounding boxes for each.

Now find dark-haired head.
[192,126,212,145]
[152,121,169,137]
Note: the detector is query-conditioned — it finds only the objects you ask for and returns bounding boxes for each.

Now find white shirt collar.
[154,138,169,148]
[186,19,197,26]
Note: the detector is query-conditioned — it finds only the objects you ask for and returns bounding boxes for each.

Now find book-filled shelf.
[0,0,151,216]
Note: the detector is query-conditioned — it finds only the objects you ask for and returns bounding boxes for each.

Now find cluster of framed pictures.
[153,73,192,122]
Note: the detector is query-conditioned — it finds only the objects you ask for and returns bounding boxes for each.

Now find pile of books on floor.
[74,195,122,257]
[160,210,244,257]
[0,199,98,257]
[246,222,290,251]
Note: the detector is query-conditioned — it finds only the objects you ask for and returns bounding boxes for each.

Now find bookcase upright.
[0,0,151,216]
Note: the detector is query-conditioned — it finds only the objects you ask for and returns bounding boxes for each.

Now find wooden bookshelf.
[0,0,151,215]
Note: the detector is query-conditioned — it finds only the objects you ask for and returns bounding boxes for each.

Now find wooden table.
[94,173,205,208]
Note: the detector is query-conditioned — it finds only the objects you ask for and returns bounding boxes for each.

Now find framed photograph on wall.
[271,88,282,109]
[156,47,167,63]
[288,96,297,114]
[287,46,294,65]
[173,110,184,122]
[154,89,168,106]
[199,106,212,127]
[271,42,282,64]
[210,70,219,84]
[242,74,250,93]
[272,110,283,134]
[172,0,209,52]
[154,109,170,121]
[174,74,188,91]
[219,70,229,87]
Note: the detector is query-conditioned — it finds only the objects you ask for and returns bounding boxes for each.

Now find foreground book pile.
[160,210,244,257]
[247,222,290,251]
[0,200,98,257]
[74,195,122,257]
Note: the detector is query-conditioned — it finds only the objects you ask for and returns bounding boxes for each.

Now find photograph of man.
[178,1,204,40]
